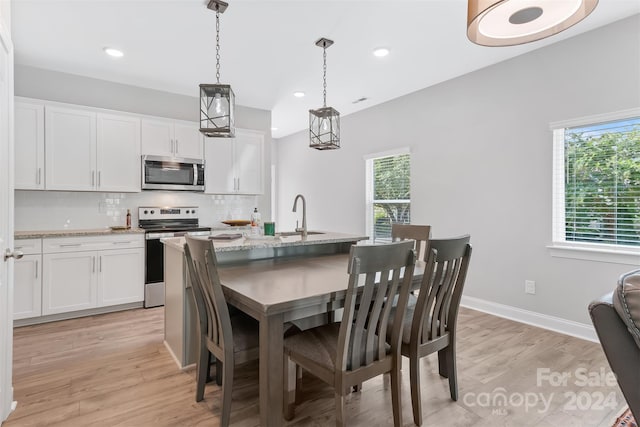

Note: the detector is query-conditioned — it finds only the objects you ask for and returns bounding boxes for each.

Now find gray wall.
[276,15,640,325]
[14,64,274,222]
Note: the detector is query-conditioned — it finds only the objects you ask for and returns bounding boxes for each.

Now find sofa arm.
[589,293,640,419]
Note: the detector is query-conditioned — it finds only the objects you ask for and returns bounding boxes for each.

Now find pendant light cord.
[216,10,221,84]
[322,45,327,107]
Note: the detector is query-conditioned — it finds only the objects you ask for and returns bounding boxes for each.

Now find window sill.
[547,243,640,266]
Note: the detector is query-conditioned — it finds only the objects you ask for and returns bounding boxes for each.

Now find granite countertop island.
[162,230,368,368]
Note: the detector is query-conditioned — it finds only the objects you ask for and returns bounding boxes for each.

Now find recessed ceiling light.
[271,127,278,131]
[372,48,390,57]
[104,47,124,58]
[293,91,305,98]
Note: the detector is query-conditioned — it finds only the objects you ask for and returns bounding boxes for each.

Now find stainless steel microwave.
[141,155,205,191]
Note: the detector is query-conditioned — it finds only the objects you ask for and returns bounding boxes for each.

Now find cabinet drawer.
[14,238,42,255]
[43,234,144,253]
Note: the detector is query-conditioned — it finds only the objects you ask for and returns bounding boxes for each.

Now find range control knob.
[150,210,155,214]
[143,210,148,215]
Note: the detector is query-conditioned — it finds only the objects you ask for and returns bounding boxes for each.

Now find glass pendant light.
[309,38,340,150]
[467,0,598,47]
[200,0,235,137]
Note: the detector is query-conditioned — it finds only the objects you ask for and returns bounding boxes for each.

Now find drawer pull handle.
[112,241,131,245]
[60,243,81,247]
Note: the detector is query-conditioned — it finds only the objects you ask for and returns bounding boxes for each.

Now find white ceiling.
[11,0,640,138]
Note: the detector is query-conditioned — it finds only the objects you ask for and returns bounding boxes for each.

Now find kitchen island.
[161,231,367,369]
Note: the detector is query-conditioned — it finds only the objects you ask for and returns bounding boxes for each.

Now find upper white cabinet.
[141,118,203,160]
[205,129,264,195]
[97,113,141,192]
[45,106,97,191]
[44,106,141,192]
[15,100,44,190]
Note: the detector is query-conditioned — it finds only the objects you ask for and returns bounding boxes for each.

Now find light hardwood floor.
[5,307,625,426]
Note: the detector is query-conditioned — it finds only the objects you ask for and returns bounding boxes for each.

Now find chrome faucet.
[292,194,307,238]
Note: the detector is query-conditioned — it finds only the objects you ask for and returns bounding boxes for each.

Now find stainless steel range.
[139,207,211,308]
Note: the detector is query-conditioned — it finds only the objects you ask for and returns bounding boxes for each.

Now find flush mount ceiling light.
[293,91,305,98]
[200,0,235,138]
[309,38,340,151]
[467,0,598,47]
[104,47,123,58]
[372,47,389,57]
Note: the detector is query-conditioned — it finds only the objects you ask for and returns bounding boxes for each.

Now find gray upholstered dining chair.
[282,240,417,427]
[392,223,431,262]
[184,235,260,427]
[391,235,472,426]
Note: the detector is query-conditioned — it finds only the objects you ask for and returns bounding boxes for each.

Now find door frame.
[0,12,15,424]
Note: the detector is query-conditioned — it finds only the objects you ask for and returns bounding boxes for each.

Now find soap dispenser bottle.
[251,207,262,235]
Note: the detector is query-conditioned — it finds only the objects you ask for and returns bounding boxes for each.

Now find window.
[365,149,410,242]
[551,109,640,263]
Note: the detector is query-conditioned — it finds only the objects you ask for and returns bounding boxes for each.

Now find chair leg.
[391,358,403,427]
[283,355,297,421]
[220,356,234,427]
[195,341,208,402]
[445,346,458,401]
[206,351,214,383]
[215,359,223,386]
[352,383,362,392]
[409,355,422,426]
[335,392,346,427]
[438,349,448,378]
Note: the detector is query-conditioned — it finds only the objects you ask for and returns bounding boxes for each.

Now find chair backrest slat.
[337,241,416,372]
[413,235,472,345]
[392,224,431,262]
[184,236,234,356]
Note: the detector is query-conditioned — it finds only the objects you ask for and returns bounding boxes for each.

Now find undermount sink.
[278,231,325,237]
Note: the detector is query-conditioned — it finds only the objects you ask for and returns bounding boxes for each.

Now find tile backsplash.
[14,191,261,231]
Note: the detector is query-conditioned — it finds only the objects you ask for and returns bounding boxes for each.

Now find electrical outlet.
[525,280,536,295]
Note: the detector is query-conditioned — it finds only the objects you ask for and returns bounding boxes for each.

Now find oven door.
[142,155,205,191]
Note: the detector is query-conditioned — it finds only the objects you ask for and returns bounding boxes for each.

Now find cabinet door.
[235,130,263,195]
[204,138,235,194]
[98,248,144,306]
[42,252,97,315]
[13,254,41,320]
[174,122,203,159]
[45,106,97,191]
[141,118,174,157]
[15,101,44,190]
[97,113,141,192]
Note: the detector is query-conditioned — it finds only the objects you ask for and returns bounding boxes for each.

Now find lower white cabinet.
[14,255,42,320]
[41,234,145,316]
[13,238,43,320]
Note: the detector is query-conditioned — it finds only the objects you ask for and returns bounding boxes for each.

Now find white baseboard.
[461,295,598,343]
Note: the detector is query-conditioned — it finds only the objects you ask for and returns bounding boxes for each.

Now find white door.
[14,101,44,190]
[141,118,174,157]
[98,248,144,306]
[45,106,97,191]
[204,137,235,194]
[173,122,203,159]
[0,19,15,423]
[42,252,97,315]
[97,113,141,192]
[235,130,263,195]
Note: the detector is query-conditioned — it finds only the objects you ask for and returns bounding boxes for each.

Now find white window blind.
[552,114,640,249]
[365,151,410,242]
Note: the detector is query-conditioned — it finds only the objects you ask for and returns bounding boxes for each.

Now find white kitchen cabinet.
[14,100,45,190]
[98,247,144,306]
[13,238,43,320]
[45,106,97,191]
[97,113,141,192]
[42,235,145,315]
[45,106,141,192]
[141,118,203,159]
[205,128,263,194]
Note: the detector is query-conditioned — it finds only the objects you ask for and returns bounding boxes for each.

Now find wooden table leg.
[260,312,284,427]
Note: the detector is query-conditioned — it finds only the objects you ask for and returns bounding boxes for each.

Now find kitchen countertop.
[161,231,368,253]
[15,228,146,239]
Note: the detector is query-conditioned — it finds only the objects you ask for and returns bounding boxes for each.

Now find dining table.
[217,251,425,426]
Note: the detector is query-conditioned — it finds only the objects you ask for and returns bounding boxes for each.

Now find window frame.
[364,147,411,242]
[549,108,640,266]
